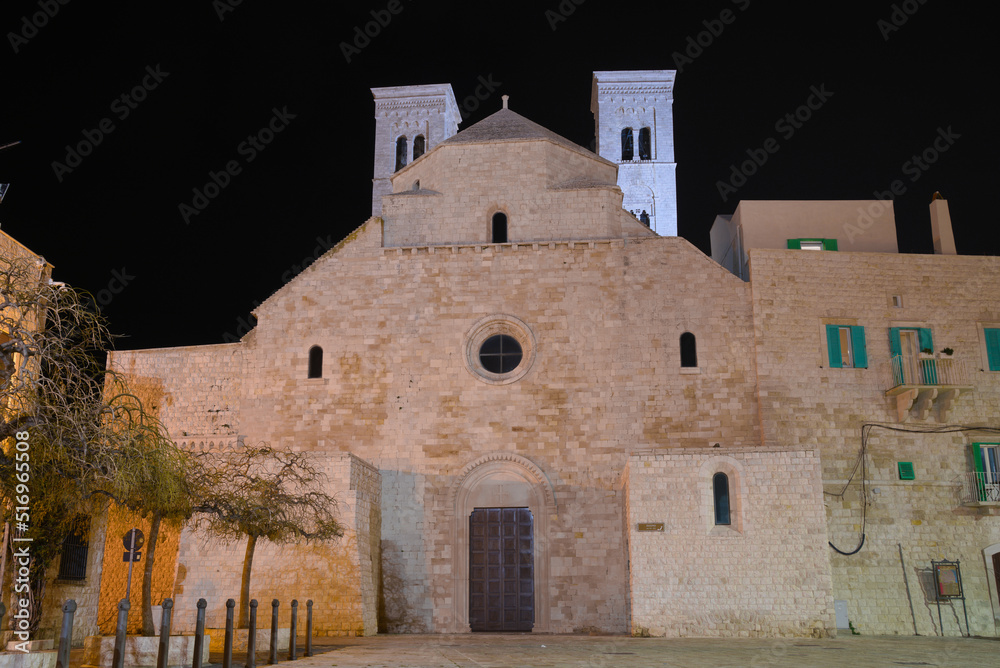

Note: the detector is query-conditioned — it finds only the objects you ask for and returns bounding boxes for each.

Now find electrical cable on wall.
[826,423,1000,556]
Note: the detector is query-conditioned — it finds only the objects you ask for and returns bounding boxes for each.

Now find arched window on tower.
[413,135,426,160]
[638,127,651,160]
[395,136,408,171]
[621,128,634,161]
[492,212,508,244]
[308,346,323,379]
[680,332,697,368]
[713,473,731,525]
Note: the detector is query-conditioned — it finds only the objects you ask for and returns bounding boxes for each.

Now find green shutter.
[986,328,1000,371]
[972,444,985,474]
[898,462,915,480]
[787,239,802,249]
[823,239,839,251]
[889,328,902,358]
[826,325,843,368]
[918,328,934,354]
[851,326,867,368]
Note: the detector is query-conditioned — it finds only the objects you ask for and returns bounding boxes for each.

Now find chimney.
[929,192,956,255]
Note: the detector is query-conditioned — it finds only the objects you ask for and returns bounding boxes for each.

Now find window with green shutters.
[986,328,1000,371]
[788,238,838,251]
[825,325,867,368]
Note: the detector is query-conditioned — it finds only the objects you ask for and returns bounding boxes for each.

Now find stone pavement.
[254,634,999,668]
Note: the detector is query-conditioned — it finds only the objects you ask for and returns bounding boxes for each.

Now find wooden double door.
[469,507,534,632]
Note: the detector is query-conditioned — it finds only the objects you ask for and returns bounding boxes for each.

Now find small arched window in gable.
[413,135,426,160]
[680,332,697,368]
[395,136,408,171]
[492,212,508,244]
[638,127,651,160]
[621,128,634,161]
[308,346,323,379]
[713,473,731,525]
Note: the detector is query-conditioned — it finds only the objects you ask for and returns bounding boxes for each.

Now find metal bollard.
[156,599,174,668]
[288,600,298,661]
[305,600,313,657]
[268,600,279,665]
[192,599,207,668]
[224,599,235,668]
[57,600,77,668]
[246,600,258,668]
[112,600,130,668]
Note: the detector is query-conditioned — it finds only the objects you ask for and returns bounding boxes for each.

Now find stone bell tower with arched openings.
[591,70,677,236]
[371,84,462,217]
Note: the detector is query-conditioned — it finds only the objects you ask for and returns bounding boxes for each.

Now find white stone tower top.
[371,84,461,217]
[591,70,678,236]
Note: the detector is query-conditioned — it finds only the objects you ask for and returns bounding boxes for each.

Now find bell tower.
[591,70,677,236]
[371,84,461,217]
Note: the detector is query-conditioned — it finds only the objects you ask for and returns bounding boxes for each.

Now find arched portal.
[452,453,555,632]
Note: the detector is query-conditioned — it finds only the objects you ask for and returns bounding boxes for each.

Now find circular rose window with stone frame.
[465,315,536,385]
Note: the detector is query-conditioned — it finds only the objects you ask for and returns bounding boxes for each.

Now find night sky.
[2,1,996,351]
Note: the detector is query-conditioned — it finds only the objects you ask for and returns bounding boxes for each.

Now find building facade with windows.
[91,74,1000,640]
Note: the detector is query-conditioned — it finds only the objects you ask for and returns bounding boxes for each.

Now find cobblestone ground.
[248,634,998,668]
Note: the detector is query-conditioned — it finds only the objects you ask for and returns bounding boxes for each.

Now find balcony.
[959,472,1000,507]
[881,355,973,422]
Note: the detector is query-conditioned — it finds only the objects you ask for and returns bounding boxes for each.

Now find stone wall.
[623,448,834,638]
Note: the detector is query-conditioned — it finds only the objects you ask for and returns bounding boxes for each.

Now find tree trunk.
[238,534,258,629]
[141,513,161,636]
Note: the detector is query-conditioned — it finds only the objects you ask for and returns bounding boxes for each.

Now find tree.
[0,255,185,634]
[192,445,343,628]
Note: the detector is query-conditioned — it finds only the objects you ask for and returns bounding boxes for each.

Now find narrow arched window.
[621,128,634,161]
[638,127,651,160]
[395,136,408,171]
[308,346,323,379]
[713,473,731,525]
[413,135,425,160]
[492,212,508,243]
[680,332,697,368]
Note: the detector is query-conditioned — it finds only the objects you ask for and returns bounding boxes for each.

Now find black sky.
[2,1,997,350]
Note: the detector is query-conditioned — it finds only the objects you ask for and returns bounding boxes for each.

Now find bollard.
[224,599,235,668]
[56,600,77,668]
[268,599,279,665]
[288,600,298,661]
[112,600,130,668]
[246,600,258,668]
[156,599,174,668]
[305,601,313,657]
[192,599,207,668]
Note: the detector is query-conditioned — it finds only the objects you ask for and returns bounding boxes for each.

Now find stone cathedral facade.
[77,70,1000,640]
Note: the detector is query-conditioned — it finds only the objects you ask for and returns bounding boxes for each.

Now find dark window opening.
[58,530,89,580]
[395,136,408,171]
[413,135,425,160]
[621,128,634,161]
[492,212,508,244]
[638,127,651,160]
[308,346,323,379]
[680,332,697,368]
[639,210,650,226]
[713,473,731,525]
[479,334,522,374]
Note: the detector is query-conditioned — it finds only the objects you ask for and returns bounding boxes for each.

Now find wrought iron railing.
[960,472,1000,504]
[886,355,969,389]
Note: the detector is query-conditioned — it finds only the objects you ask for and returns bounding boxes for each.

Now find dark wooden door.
[469,507,534,632]
[994,553,1000,608]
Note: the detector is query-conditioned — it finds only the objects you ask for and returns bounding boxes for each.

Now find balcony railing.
[880,355,973,422]
[960,472,1000,506]
[886,354,970,388]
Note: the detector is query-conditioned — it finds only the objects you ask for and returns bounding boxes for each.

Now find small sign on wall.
[637,523,664,532]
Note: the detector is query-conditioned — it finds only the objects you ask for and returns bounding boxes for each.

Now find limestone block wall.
[748,249,1000,636]
[168,453,380,637]
[623,448,834,638]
